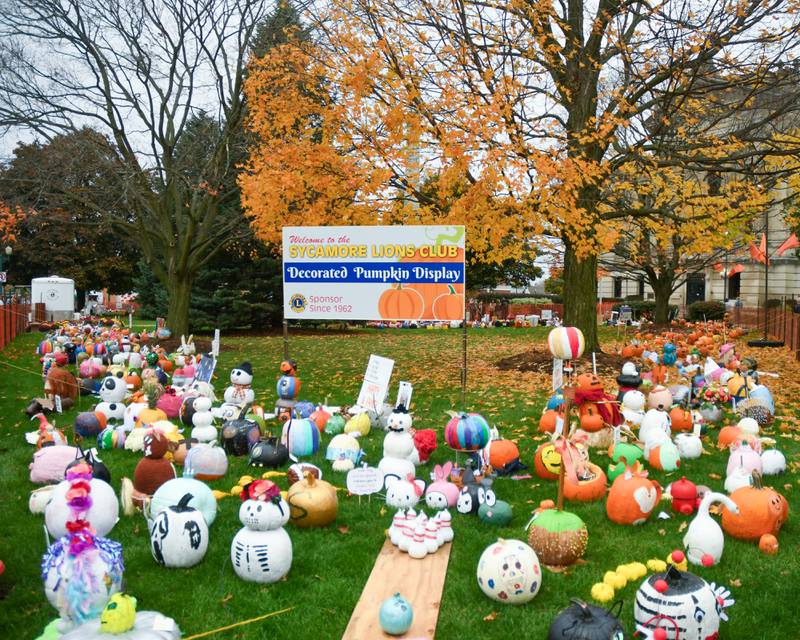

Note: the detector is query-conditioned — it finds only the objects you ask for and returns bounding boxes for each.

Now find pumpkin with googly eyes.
[478,485,513,526]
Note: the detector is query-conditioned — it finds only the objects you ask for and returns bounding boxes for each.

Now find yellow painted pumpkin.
[286,472,338,528]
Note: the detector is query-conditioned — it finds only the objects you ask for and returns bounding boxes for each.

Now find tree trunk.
[652,278,674,325]
[562,243,600,352]
[165,274,193,337]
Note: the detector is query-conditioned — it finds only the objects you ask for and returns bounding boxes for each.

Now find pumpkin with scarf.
[574,374,623,431]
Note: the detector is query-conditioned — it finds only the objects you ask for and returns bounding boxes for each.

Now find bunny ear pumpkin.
[441,461,453,476]
[433,464,443,479]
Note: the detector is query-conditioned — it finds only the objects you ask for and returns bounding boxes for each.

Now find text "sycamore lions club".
[285,265,461,283]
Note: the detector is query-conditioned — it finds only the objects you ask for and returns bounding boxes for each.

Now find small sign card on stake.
[357,354,394,412]
[54,395,62,414]
[211,328,220,358]
[552,358,563,391]
[346,465,384,502]
[396,381,413,409]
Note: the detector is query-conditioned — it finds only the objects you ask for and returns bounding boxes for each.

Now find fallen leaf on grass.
[338,525,350,534]
[729,578,742,587]
[708,473,722,480]
[221,594,233,604]
[678,522,688,532]
[708,505,722,515]
[658,529,666,536]
[483,611,499,622]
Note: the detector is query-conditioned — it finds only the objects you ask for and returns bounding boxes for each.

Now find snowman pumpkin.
[230,480,292,583]
[189,396,217,443]
[379,405,417,486]
[223,362,255,405]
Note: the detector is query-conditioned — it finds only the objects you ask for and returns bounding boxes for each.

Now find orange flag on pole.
[749,233,769,265]
[727,263,744,277]
[776,233,800,256]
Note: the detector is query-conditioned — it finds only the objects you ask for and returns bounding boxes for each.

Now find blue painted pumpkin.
[293,401,315,419]
[379,593,413,636]
[546,391,564,411]
[277,375,300,400]
[444,413,491,451]
[281,418,319,457]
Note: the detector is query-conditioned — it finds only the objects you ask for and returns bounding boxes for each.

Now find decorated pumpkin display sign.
[547,600,626,640]
[286,472,338,528]
[606,463,662,526]
[633,566,734,640]
[721,472,789,541]
[527,508,588,567]
[477,538,542,604]
[231,480,293,583]
[445,412,491,451]
[149,493,209,568]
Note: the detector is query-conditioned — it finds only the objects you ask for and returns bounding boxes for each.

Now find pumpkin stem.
[447,284,455,295]
[751,469,763,490]
[177,492,194,510]
[304,470,316,486]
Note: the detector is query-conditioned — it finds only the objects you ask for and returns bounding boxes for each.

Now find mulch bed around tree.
[496,347,628,377]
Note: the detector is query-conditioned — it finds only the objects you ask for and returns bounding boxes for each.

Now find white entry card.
[357,354,394,411]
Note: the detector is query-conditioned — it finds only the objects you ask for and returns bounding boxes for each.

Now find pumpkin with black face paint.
[634,566,734,640]
[149,493,208,568]
[456,467,487,515]
[230,480,292,583]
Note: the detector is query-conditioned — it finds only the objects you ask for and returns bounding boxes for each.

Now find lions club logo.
[289,294,307,313]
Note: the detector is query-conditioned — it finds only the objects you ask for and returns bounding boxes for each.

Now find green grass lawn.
[0,327,798,639]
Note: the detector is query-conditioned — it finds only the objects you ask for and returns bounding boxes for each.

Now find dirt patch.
[496,348,628,377]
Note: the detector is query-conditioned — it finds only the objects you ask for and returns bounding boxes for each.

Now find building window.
[638,277,645,297]
[613,277,622,298]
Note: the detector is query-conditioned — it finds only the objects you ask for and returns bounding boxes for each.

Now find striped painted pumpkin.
[444,413,491,451]
[277,375,300,400]
[281,418,320,457]
[547,327,585,360]
[37,340,54,356]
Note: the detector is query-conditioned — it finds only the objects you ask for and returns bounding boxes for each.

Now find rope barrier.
[182,607,294,640]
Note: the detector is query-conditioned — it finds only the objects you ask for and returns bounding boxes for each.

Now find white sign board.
[396,381,413,409]
[541,309,553,321]
[282,225,465,320]
[357,354,394,411]
[346,466,384,496]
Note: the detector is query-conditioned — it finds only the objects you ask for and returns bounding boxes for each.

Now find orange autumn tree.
[0,202,24,245]
[243,1,800,349]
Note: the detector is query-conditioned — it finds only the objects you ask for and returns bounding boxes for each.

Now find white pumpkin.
[385,476,425,509]
[183,444,228,481]
[736,417,759,436]
[29,485,56,514]
[149,478,217,526]
[639,409,671,453]
[60,611,181,639]
[149,493,209,568]
[45,477,119,538]
[761,449,787,475]
[42,534,124,624]
[674,433,703,460]
[99,373,128,403]
[190,396,217,443]
[96,401,126,423]
[683,492,738,565]
[123,402,148,432]
[724,467,752,494]
[231,497,292,583]
[634,568,733,640]
[476,538,541,604]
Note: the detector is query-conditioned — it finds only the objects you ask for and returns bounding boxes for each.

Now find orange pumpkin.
[563,463,607,502]
[576,373,603,393]
[579,405,604,433]
[759,533,779,555]
[606,464,662,525]
[378,284,424,320]
[534,443,561,480]
[431,285,464,321]
[539,409,561,434]
[669,407,693,432]
[621,345,636,359]
[721,472,789,541]
[489,439,521,470]
[717,426,743,449]
[125,373,142,391]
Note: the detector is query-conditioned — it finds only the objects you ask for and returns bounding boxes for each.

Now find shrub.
[687,300,725,321]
